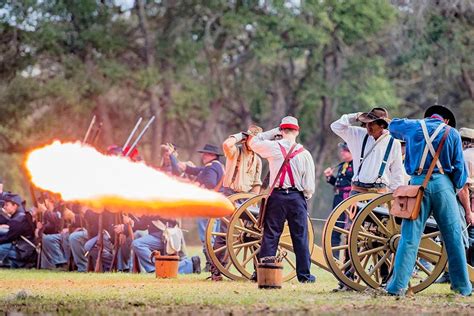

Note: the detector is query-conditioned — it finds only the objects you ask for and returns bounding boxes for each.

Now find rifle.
[90,122,103,146]
[83,115,97,144]
[123,117,143,150]
[127,214,140,273]
[124,116,156,157]
[110,212,122,272]
[28,183,44,270]
[94,213,104,273]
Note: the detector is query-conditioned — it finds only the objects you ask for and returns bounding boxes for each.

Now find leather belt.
[351,184,388,194]
[274,187,300,193]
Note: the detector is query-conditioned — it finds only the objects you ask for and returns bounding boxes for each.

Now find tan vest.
[223,146,262,193]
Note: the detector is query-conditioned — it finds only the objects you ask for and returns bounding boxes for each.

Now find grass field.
[0,265,472,315]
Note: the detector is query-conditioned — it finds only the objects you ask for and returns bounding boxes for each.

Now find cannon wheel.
[205,192,256,280]
[226,194,315,281]
[322,192,380,291]
[349,193,448,293]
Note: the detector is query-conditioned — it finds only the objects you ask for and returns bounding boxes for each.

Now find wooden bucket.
[153,251,179,278]
[257,262,283,289]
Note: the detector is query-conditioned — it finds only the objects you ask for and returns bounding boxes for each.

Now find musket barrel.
[123,117,143,151]
[124,116,156,157]
[91,122,103,146]
[82,115,97,144]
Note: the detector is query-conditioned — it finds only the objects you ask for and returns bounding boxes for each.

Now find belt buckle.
[285,188,289,194]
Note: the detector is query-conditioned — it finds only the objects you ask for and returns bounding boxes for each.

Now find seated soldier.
[0,194,36,268]
[0,204,10,237]
[66,203,89,272]
[38,193,69,269]
[83,209,116,271]
[127,215,200,274]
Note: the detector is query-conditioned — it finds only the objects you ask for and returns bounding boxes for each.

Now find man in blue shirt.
[387,105,471,296]
[0,194,36,268]
[178,144,225,274]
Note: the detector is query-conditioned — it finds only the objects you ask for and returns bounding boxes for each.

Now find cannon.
[348,193,474,293]
[205,192,473,292]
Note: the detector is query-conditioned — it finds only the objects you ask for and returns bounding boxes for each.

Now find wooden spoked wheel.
[226,194,315,281]
[349,193,447,293]
[205,192,256,280]
[322,193,380,291]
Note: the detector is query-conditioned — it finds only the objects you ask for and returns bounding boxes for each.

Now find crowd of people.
[0,105,472,297]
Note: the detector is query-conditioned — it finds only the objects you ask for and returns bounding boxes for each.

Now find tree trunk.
[94,99,114,148]
[461,64,474,100]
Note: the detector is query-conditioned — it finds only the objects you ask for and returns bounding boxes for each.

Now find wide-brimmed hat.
[460,127,474,140]
[424,105,456,128]
[357,107,390,127]
[197,144,223,156]
[280,116,299,131]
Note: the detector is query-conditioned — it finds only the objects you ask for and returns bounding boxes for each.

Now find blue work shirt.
[389,117,467,189]
[185,160,224,190]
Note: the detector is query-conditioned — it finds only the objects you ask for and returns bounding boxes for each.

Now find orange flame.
[25,141,233,218]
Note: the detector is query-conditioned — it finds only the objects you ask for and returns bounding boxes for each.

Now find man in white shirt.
[330,107,404,193]
[249,116,316,283]
[459,127,474,267]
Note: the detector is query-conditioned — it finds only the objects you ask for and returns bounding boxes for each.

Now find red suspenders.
[278,143,304,187]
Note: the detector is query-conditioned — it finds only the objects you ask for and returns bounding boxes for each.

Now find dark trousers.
[259,190,312,282]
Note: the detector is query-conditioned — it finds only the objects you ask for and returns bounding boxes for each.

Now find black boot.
[435,271,450,284]
[191,256,201,274]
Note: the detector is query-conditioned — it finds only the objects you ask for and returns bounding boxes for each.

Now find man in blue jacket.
[178,144,225,272]
[387,105,471,296]
[0,194,35,268]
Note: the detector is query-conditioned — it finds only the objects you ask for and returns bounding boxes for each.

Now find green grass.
[0,267,472,315]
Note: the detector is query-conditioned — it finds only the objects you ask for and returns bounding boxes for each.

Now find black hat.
[3,194,22,206]
[197,144,223,156]
[424,105,456,128]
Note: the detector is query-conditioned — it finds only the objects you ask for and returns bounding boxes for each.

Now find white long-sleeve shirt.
[249,128,315,199]
[330,113,404,191]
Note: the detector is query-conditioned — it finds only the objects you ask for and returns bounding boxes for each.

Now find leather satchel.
[390,125,450,220]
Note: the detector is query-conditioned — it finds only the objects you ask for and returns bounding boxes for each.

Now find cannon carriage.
[206,192,474,292]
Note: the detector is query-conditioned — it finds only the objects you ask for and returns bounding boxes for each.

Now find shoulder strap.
[212,161,225,192]
[359,134,369,164]
[421,126,451,189]
[377,136,394,178]
[278,144,305,187]
[357,133,389,176]
[230,147,243,185]
[268,143,297,195]
[418,121,445,174]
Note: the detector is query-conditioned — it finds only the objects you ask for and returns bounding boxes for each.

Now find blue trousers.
[41,233,68,269]
[259,190,314,282]
[132,233,193,274]
[198,218,220,265]
[387,174,472,296]
[0,227,8,237]
[69,229,88,272]
[0,242,21,267]
[85,234,114,271]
